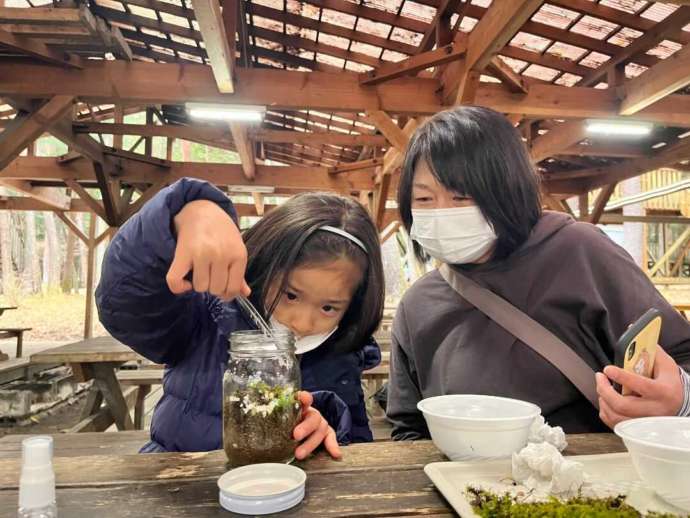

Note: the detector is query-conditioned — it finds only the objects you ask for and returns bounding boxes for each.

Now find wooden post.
[166,137,174,160]
[84,212,97,339]
[578,194,589,219]
[144,108,153,157]
[113,104,123,150]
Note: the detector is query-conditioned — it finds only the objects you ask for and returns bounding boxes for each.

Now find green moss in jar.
[223,380,301,467]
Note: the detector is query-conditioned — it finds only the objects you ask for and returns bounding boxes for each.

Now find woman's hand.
[167,200,251,301]
[293,391,342,461]
[596,346,684,428]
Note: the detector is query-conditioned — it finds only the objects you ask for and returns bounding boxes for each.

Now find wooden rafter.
[364,111,408,153]
[190,0,235,92]
[588,183,617,225]
[55,211,89,244]
[64,178,108,222]
[546,136,690,193]
[418,0,463,53]
[486,57,529,94]
[619,42,690,116]
[530,120,588,163]
[329,158,381,175]
[229,122,255,180]
[0,28,83,69]
[0,180,70,211]
[579,7,690,87]
[0,95,75,171]
[360,37,467,86]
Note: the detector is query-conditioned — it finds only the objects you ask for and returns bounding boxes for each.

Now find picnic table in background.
[0,432,626,517]
[30,336,147,432]
[0,306,30,360]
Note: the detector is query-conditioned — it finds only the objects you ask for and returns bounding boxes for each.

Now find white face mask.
[410,206,497,264]
[269,316,338,355]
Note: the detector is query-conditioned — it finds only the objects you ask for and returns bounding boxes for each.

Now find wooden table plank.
[0,431,150,459]
[0,469,450,517]
[0,435,625,488]
[30,336,141,364]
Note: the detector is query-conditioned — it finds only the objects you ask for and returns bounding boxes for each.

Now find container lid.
[217,463,306,515]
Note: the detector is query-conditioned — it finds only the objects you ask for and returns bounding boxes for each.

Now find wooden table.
[30,336,144,432]
[0,432,625,516]
[0,306,17,317]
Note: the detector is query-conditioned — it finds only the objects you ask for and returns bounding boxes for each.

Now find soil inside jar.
[223,381,301,468]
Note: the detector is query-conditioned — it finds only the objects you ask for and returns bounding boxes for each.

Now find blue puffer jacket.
[95,178,381,452]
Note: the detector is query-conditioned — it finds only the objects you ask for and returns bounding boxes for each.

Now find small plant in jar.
[223,330,301,467]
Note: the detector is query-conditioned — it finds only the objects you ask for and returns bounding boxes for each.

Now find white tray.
[424,452,689,517]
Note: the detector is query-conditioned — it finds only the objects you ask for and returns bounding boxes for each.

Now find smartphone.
[614,308,662,395]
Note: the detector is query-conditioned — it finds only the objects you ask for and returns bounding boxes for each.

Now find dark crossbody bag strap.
[439,263,599,409]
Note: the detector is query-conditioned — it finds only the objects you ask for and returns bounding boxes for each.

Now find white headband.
[318,226,368,255]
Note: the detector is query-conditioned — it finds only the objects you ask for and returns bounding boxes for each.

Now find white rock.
[528,415,568,452]
[512,442,584,496]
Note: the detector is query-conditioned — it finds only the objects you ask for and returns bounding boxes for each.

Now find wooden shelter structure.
[1,0,690,333]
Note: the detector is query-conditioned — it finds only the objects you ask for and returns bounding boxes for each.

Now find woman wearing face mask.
[387,106,690,439]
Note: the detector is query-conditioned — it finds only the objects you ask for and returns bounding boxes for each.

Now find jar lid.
[217,463,306,515]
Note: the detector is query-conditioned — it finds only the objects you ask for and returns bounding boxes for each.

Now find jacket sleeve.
[581,225,690,371]
[310,390,353,445]
[95,178,237,365]
[386,300,429,440]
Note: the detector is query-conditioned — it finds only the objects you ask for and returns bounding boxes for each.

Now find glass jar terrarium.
[223,330,301,468]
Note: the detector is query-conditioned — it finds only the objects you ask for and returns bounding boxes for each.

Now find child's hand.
[167,199,251,301]
[596,346,684,428]
[293,391,342,461]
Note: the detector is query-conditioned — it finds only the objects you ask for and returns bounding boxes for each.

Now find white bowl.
[417,394,541,461]
[615,416,690,511]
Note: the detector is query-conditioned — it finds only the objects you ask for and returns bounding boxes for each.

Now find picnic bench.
[0,432,626,516]
[30,336,145,432]
[0,306,30,360]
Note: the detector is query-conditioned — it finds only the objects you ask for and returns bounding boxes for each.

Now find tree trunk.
[0,210,12,295]
[78,213,88,290]
[23,211,40,293]
[62,218,77,293]
[43,212,61,289]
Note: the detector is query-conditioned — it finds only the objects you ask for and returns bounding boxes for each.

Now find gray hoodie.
[387,212,690,439]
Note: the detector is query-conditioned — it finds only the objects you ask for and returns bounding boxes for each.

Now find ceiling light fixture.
[585,119,653,136]
[186,103,266,122]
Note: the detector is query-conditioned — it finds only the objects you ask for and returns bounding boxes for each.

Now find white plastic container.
[615,416,690,511]
[18,436,57,518]
[217,463,306,515]
[417,394,541,461]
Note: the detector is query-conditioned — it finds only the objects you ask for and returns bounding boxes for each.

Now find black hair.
[398,106,542,261]
[242,192,384,354]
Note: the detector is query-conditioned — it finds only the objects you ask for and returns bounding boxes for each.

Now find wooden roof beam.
[418,0,464,53]
[464,0,545,73]
[544,136,690,191]
[5,62,690,125]
[530,120,588,163]
[229,122,255,180]
[360,37,467,86]
[0,95,75,171]
[579,6,690,87]
[364,111,409,153]
[190,0,236,93]
[5,156,377,194]
[328,158,381,175]
[443,0,544,104]
[619,42,690,115]
[0,180,70,211]
[0,28,83,69]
